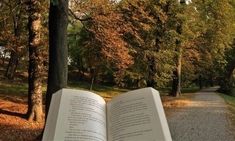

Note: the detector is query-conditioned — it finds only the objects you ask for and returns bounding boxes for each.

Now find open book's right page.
[107,88,172,141]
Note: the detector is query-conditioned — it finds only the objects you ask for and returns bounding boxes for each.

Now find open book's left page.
[42,89,107,141]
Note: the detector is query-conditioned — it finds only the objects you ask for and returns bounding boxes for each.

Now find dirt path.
[166,87,235,141]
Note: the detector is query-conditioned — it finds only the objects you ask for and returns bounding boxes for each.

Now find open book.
[42,87,172,141]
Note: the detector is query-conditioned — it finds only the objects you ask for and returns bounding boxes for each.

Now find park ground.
[166,87,235,141]
[0,75,235,140]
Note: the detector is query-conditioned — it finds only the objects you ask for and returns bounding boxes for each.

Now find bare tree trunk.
[171,47,182,97]
[90,68,96,90]
[27,0,43,122]
[46,0,68,117]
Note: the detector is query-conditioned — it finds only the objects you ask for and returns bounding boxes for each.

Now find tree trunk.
[5,51,19,79]
[90,75,95,90]
[199,75,203,89]
[171,47,182,97]
[46,0,68,117]
[146,56,156,87]
[90,68,96,90]
[27,0,43,122]
[210,75,214,87]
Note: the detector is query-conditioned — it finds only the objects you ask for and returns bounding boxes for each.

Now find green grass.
[181,87,200,93]
[68,81,200,98]
[0,81,28,96]
[219,93,235,109]
[219,93,235,128]
[0,81,47,97]
[68,81,129,98]
[0,77,200,101]
[0,79,127,99]
[69,81,196,99]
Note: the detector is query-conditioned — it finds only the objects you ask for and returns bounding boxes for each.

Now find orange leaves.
[83,3,133,70]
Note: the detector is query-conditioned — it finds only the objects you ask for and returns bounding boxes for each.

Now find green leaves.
[66,0,235,89]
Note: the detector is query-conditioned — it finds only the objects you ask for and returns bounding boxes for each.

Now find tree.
[219,41,235,94]
[0,0,27,79]
[170,1,200,96]
[69,0,133,86]
[195,0,235,88]
[171,0,235,96]
[118,0,176,88]
[26,0,44,122]
[167,1,184,97]
[46,0,69,116]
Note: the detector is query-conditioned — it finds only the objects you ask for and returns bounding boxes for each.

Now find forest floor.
[165,87,235,141]
[0,72,44,141]
[0,95,44,141]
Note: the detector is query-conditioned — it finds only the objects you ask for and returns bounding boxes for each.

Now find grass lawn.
[181,87,200,93]
[0,78,200,101]
[68,81,129,100]
[69,81,200,98]
[219,93,235,129]
[0,81,28,96]
[0,79,129,101]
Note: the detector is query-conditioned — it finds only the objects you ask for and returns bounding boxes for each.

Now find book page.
[52,89,107,141]
[42,90,62,141]
[107,88,171,141]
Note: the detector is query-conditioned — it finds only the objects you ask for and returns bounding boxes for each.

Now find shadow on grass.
[0,94,27,104]
[0,109,25,118]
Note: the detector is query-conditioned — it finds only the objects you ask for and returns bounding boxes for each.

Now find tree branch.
[68,8,92,22]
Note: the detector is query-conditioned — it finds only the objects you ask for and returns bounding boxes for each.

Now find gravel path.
[166,87,235,141]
